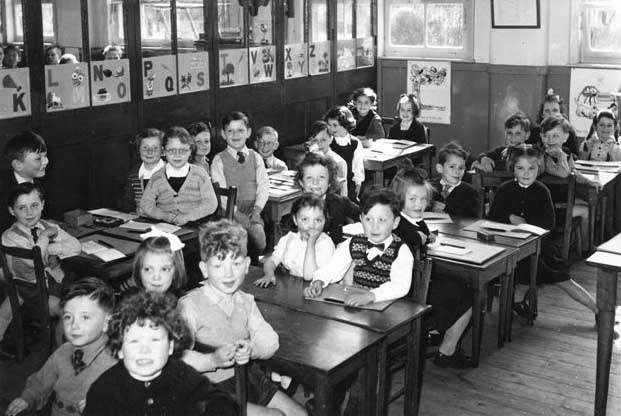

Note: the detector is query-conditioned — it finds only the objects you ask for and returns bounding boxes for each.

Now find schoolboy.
[5,278,117,416]
[211,112,269,257]
[255,126,287,172]
[84,291,239,416]
[180,219,306,416]
[430,142,480,218]
[0,131,49,232]
[472,113,531,172]
[0,183,82,349]
[305,188,413,307]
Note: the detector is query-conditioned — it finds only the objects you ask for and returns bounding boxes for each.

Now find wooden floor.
[1,260,620,415]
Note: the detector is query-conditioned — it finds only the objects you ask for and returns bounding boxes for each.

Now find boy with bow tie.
[5,278,117,416]
[305,187,413,307]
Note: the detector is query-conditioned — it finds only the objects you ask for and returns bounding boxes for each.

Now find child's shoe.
[433,350,473,369]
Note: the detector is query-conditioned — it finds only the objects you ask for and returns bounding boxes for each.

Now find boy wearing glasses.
[141,126,217,226]
[119,128,166,214]
[254,126,287,173]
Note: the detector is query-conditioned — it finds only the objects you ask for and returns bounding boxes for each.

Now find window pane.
[177,0,205,52]
[285,0,305,44]
[249,1,273,46]
[426,3,463,48]
[356,0,372,38]
[584,6,621,52]
[45,0,83,62]
[42,4,54,40]
[389,3,424,46]
[141,0,172,56]
[310,0,328,42]
[2,0,24,65]
[337,0,353,39]
[218,0,245,46]
[88,0,126,60]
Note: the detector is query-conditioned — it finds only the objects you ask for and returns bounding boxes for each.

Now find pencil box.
[92,215,123,228]
[477,230,495,242]
[64,209,93,228]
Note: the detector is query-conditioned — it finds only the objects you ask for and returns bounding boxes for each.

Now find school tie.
[30,228,39,243]
[441,183,452,200]
[237,152,246,164]
[263,158,269,168]
[71,349,86,374]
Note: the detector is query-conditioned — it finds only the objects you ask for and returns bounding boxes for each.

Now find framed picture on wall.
[491,0,540,29]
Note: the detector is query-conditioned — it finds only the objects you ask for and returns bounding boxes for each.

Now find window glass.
[177,0,205,53]
[249,1,273,46]
[1,0,25,67]
[43,0,83,63]
[285,0,305,44]
[356,0,372,38]
[580,1,621,62]
[218,0,245,46]
[337,0,353,40]
[309,0,328,42]
[140,0,173,55]
[89,0,126,60]
[425,3,463,48]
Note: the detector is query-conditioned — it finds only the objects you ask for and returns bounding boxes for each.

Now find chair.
[0,245,51,361]
[213,183,238,220]
[470,169,514,218]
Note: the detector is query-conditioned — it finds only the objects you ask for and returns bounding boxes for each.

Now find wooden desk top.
[362,141,435,163]
[258,302,383,373]
[433,220,540,249]
[243,267,430,334]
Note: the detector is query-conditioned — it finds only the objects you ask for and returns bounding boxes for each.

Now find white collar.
[16,221,45,235]
[139,159,165,180]
[516,179,533,189]
[333,134,352,146]
[440,179,461,188]
[400,211,423,225]
[226,146,249,158]
[165,163,190,178]
[14,172,34,184]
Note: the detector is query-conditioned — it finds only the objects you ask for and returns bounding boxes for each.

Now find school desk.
[257,302,383,416]
[362,141,435,185]
[585,242,621,416]
[265,185,303,248]
[242,267,431,416]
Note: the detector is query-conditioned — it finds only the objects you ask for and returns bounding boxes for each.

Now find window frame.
[382,0,474,61]
[579,0,621,64]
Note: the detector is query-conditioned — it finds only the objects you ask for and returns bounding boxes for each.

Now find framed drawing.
[491,0,540,29]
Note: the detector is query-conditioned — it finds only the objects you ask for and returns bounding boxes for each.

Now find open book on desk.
[305,284,396,311]
[596,234,621,255]
[79,234,140,262]
[464,219,548,239]
[427,235,506,264]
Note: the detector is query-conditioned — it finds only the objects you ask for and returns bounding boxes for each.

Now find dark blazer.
[388,119,427,143]
[430,180,480,219]
[325,192,360,245]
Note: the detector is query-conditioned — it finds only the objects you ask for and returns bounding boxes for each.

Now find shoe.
[426,332,443,348]
[433,350,473,369]
[305,398,316,416]
[513,300,533,320]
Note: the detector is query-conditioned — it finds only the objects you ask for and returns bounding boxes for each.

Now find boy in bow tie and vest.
[5,278,117,416]
[305,187,413,307]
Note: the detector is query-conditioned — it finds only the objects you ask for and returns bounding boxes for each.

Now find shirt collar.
[226,146,249,158]
[515,179,532,189]
[15,221,45,235]
[72,334,109,366]
[139,159,165,180]
[14,172,34,184]
[165,163,190,178]
[440,179,461,189]
[401,211,423,224]
[200,281,241,316]
[333,134,352,146]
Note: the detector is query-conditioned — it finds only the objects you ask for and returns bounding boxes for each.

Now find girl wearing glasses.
[141,127,217,226]
[119,128,166,213]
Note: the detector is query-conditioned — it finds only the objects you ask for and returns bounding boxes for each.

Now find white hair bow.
[140,226,185,251]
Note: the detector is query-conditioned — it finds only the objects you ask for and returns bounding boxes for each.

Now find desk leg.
[505,268,515,343]
[594,267,618,416]
[528,252,539,326]
[589,201,596,252]
[405,319,423,416]
[364,346,378,416]
[498,271,508,348]
[314,378,336,416]
[472,272,482,367]
[373,170,384,187]
[601,195,610,243]
[375,342,388,416]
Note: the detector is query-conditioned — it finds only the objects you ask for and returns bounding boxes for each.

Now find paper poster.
[407,60,451,125]
[569,68,621,137]
[249,45,276,84]
[337,39,356,72]
[219,48,248,88]
[90,58,131,106]
[44,63,89,112]
[177,52,209,94]
[356,37,375,68]
[309,41,330,76]
[142,55,177,99]
[284,43,307,79]
[0,68,30,119]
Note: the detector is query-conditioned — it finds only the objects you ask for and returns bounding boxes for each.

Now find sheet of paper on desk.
[81,241,125,261]
[428,238,472,256]
[88,208,137,222]
[119,221,152,231]
[153,223,181,234]
[304,284,396,311]
[587,251,621,268]
[464,219,544,239]
[422,212,453,224]
[596,233,621,255]
[576,160,621,169]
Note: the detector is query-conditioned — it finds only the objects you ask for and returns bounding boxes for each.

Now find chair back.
[0,244,50,360]
[539,173,577,260]
[470,169,514,217]
[410,248,432,304]
[213,183,238,220]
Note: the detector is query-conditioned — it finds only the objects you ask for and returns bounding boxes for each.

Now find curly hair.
[389,159,434,206]
[199,219,248,261]
[291,193,327,222]
[107,291,190,358]
[324,106,357,131]
[132,236,187,293]
[351,87,378,105]
[294,151,340,194]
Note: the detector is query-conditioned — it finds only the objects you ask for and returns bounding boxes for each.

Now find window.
[218,0,245,45]
[309,0,328,42]
[89,0,126,60]
[579,0,621,63]
[176,0,205,52]
[384,0,473,60]
[140,0,172,46]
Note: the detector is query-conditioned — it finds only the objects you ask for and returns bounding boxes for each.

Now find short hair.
[294,152,340,194]
[352,87,377,104]
[45,44,62,63]
[222,111,250,129]
[291,193,327,222]
[134,128,164,152]
[540,115,572,134]
[324,106,356,131]
[538,89,566,123]
[102,44,123,58]
[187,121,212,137]
[437,141,469,165]
[309,120,329,139]
[199,219,247,261]
[132,236,187,294]
[4,131,47,163]
[359,187,401,218]
[396,93,420,118]
[506,144,544,175]
[162,126,195,152]
[107,291,190,358]
[8,182,45,208]
[505,112,531,132]
[389,159,434,206]
[60,277,115,313]
[255,126,278,141]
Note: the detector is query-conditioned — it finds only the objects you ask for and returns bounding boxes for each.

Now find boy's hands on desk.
[304,280,323,298]
[344,290,375,307]
[5,397,28,416]
[509,214,526,225]
[254,274,276,288]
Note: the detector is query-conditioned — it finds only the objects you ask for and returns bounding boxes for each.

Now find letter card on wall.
[142,55,177,99]
[219,49,249,88]
[178,52,209,94]
[45,63,90,112]
[0,68,31,120]
[90,58,131,106]
[284,43,307,79]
